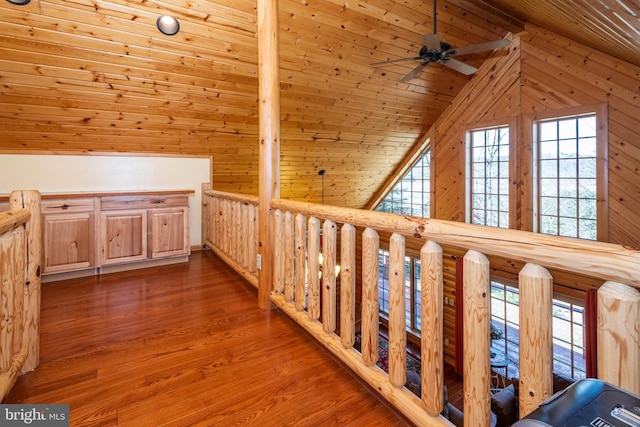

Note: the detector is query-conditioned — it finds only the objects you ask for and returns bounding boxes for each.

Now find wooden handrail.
[271,198,640,289]
[203,191,640,426]
[0,208,30,235]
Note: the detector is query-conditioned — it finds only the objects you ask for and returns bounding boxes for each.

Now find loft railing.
[0,190,42,400]
[202,189,640,427]
[201,185,259,288]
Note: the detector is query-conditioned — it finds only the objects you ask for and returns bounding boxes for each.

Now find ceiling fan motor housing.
[419,41,452,62]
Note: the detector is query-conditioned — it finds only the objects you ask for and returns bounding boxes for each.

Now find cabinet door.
[148,207,190,259]
[43,213,94,274]
[101,210,147,265]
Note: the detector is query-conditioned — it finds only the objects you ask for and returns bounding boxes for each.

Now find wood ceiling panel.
[1,0,634,208]
[458,0,640,67]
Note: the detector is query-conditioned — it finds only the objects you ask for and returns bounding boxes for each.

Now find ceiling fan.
[371,0,510,82]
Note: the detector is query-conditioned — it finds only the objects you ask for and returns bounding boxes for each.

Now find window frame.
[367,134,432,215]
[375,147,432,218]
[523,104,609,240]
[377,247,422,336]
[490,277,588,381]
[464,118,518,229]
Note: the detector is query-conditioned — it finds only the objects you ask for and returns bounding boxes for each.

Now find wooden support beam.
[257,0,281,310]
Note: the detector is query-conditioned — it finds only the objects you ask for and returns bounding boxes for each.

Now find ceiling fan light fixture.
[156,15,180,36]
[6,0,31,5]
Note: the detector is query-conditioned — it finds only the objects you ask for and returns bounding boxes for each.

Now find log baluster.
[294,214,307,311]
[322,220,337,334]
[340,224,356,348]
[284,211,295,303]
[463,250,491,427]
[597,281,640,395]
[273,209,284,295]
[519,263,553,417]
[248,204,257,274]
[239,203,248,268]
[307,217,321,321]
[388,233,406,388]
[361,228,379,367]
[421,240,444,415]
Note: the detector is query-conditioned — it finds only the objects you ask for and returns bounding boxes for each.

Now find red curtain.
[455,256,464,376]
[585,288,598,378]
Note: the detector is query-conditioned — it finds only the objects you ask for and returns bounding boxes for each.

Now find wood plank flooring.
[5,250,415,426]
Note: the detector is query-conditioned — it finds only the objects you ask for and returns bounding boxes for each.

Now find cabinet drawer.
[101,195,189,210]
[42,198,97,214]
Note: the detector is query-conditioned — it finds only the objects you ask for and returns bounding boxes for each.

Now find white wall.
[0,154,210,246]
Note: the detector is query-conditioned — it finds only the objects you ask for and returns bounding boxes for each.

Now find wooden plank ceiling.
[0,0,637,208]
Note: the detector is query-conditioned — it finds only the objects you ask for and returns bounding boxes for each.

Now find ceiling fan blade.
[442,58,477,75]
[447,39,510,56]
[401,61,429,82]
[371,56,422,66]
[423,33,441,51]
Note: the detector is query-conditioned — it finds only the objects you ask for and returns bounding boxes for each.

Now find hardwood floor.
[5,250,415,426]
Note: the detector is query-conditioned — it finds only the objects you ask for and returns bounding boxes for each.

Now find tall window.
[376,148,430,218]
[467,126,510,228]
[536,114,597,240]
[378,249,421,333]
[490,281,586,380]
[375,149,430,335]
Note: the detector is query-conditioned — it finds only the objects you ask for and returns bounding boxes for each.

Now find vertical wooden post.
[231,200,244,264]
[222,200,229,255]
[340,224,356,348]
[257,0,280,310]
[421,240,443,416]
[361,228,379,367]
[248,204,257,274]
[322,220,337,333]
[213,197,220,249]
[597,281,640,395]
[10,190,41,373]
[294,213,307,311]
[284,211,294,303]
[307,217,321,321]
[201,183,211,247]
[519,263,553,417]
[388,233,406,388]
[239,203,248,268]
[273,210,284,294]
[463,250,491,427]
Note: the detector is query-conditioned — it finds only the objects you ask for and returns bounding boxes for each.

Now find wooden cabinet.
[39,191,192,280]
[42,198,97,274]
[148,207,189,259]
[43,213,95,273]
[101,210,147,265]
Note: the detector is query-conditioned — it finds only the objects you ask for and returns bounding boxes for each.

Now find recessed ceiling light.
[6,0,31,5]
[156,15,180,36]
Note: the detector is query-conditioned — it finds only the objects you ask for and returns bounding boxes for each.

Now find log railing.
[203,191,640,427]
[201,185,259,288]
[0,190,42,400]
